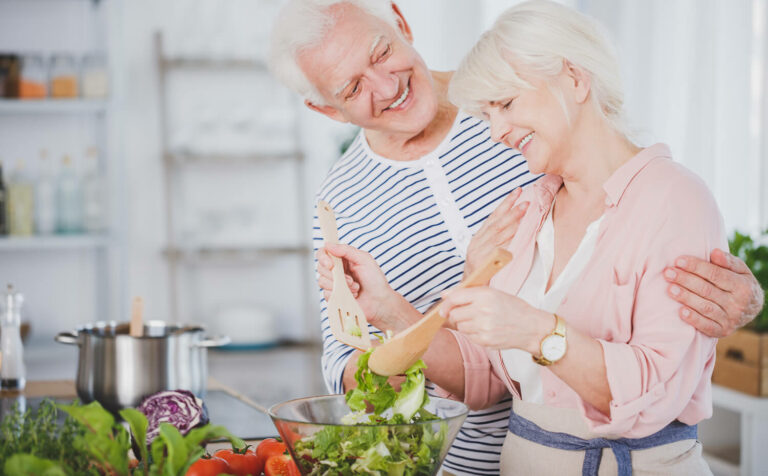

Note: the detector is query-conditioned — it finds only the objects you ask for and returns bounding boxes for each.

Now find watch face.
[541,335,567,362]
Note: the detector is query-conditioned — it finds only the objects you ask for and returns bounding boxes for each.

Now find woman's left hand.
[439,287,552,353]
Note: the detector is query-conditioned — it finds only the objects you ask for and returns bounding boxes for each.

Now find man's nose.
[369,69,399,101]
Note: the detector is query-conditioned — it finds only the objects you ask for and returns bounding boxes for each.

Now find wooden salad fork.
[317,200,372,351]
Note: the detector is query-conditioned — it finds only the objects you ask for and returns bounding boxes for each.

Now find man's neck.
[364,71,458,161]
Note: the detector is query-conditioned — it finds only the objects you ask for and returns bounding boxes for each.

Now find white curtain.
[479,0,768,234]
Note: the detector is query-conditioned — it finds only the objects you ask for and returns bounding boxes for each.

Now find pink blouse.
[443,144,726,438]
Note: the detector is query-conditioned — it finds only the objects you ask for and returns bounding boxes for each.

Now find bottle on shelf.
[0,160,7,235]
[35,149,56,235]
[19,53,47,100]
[56,155,83,234]
[6,161,34,236]
[1,284,27,391]
[81,53,109,99]
[82,147,107,233]
[49,53,79,99]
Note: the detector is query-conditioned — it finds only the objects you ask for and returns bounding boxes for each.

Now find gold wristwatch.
[532,314,567,366]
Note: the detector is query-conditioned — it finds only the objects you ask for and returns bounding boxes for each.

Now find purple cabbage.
[137,389,209,446]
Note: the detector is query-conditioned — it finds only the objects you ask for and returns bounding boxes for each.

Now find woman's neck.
[557,117,640,205]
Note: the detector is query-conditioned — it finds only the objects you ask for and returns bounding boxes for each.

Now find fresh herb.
[730,230,768,332]
[0,399,98,475]
[293,348,445,475]
[0,399,243,476]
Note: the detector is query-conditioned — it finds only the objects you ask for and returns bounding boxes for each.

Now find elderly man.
[269,1,764,474]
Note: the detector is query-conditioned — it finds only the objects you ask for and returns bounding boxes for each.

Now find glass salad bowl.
[269,395,468,475]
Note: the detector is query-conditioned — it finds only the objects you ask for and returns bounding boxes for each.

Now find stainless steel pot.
[55,321,229,412]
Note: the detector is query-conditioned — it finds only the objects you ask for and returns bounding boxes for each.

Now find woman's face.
[480,70,576,175]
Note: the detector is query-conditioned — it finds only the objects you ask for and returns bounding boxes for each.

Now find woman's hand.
[664,248,764,337]
[464,188,529,278]
[317,243,419,333]
[439,286,552,354]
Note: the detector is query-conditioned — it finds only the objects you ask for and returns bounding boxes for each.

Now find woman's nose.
[489,117,511,144]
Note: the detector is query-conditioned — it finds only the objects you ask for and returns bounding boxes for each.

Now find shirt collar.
[603,143,672,207]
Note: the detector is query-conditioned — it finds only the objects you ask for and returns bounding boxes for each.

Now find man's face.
[298,4,438,136]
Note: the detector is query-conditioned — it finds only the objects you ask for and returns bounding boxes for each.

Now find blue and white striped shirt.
[313,111,540,475]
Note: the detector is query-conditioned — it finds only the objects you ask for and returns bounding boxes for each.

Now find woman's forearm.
[542,320,612,415]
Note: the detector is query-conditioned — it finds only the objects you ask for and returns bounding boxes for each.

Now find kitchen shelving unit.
[155,32,312,341]
[0,0,124,329]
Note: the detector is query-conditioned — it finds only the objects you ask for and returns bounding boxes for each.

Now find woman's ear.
[563,59,591,104]
[390,3,413,43]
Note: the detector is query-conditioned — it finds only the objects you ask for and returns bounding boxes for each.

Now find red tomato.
[264,454,300,476]
[214,445,263,476]
[255,438,288,462]
[185,455,232,476]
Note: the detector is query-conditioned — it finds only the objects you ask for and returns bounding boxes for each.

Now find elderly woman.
[319,1,725,473]
[439,1,719,474]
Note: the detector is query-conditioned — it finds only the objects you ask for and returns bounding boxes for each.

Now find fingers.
[488,187,523,219]
[663,266,729,308]
[672,255,738,292]
[679,306,727,338]
[666,280,728,328]
[711,248,752,275]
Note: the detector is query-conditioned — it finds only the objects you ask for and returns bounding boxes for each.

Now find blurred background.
[0,0,765,474]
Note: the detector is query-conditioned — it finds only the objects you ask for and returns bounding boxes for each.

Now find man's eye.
[378,44,391,62]
[346,81,361,100]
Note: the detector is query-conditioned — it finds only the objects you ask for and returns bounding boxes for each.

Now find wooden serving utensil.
[368,248,513,376]
[316,200,372,351]
[129,297,144,338]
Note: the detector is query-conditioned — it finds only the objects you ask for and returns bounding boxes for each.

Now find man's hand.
[317,243,420,334]
[664,248,764,338]
[464,188,528,278]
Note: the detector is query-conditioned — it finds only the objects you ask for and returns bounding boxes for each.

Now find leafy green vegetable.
[730,230,768,332]
[0,399,98,475]
[293,348,446,475]
[0,398,245,476]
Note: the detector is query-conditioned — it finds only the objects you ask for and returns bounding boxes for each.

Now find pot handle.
[193,335,231,348]
[55,332,79,345]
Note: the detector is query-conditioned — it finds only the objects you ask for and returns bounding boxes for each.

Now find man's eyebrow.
[369,34,384,55]
[333,79,351,98]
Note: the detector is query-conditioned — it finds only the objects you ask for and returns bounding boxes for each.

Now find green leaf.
[3,454,68,476]
[120,408,149,471]
[157,424,187,476]
[57,401,114,435]
[183,424,244,450]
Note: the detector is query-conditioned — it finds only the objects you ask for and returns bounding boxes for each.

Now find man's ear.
[563,59,591,104]
[390,3,413,43]
[304,99,349,123]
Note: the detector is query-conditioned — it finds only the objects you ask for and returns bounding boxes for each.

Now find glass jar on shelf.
[81,53,109,99]
[19,54,47,99]
[49,53,79,99]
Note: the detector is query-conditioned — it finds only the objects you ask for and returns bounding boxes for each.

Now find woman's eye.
[502,99,514,110]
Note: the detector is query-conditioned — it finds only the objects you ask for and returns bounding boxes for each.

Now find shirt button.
[547,390,556,399]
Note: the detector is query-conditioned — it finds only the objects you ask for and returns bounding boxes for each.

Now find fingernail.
[676,258,687,268]
[670,285,681,296]
[664,268,677,279]
[681,308,690,317]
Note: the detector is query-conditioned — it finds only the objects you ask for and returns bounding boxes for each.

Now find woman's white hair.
[448,0,629,138]
[269,0,398,105]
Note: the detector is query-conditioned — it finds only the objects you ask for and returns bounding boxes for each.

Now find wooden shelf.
[0,99,108,115]
[164,151,303,165]
[0,234,111,251]
[160,57,268,71]
[164,245,311,263]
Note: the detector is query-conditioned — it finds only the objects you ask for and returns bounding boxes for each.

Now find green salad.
[292,349,447,475]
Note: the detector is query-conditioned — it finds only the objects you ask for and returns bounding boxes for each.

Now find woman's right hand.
[317,243,419,334]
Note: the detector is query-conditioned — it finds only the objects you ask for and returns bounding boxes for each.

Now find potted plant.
[711,230,768,396]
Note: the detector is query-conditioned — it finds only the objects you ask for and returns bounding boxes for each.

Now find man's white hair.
[449,0,630,138]
[269,0,398,105]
